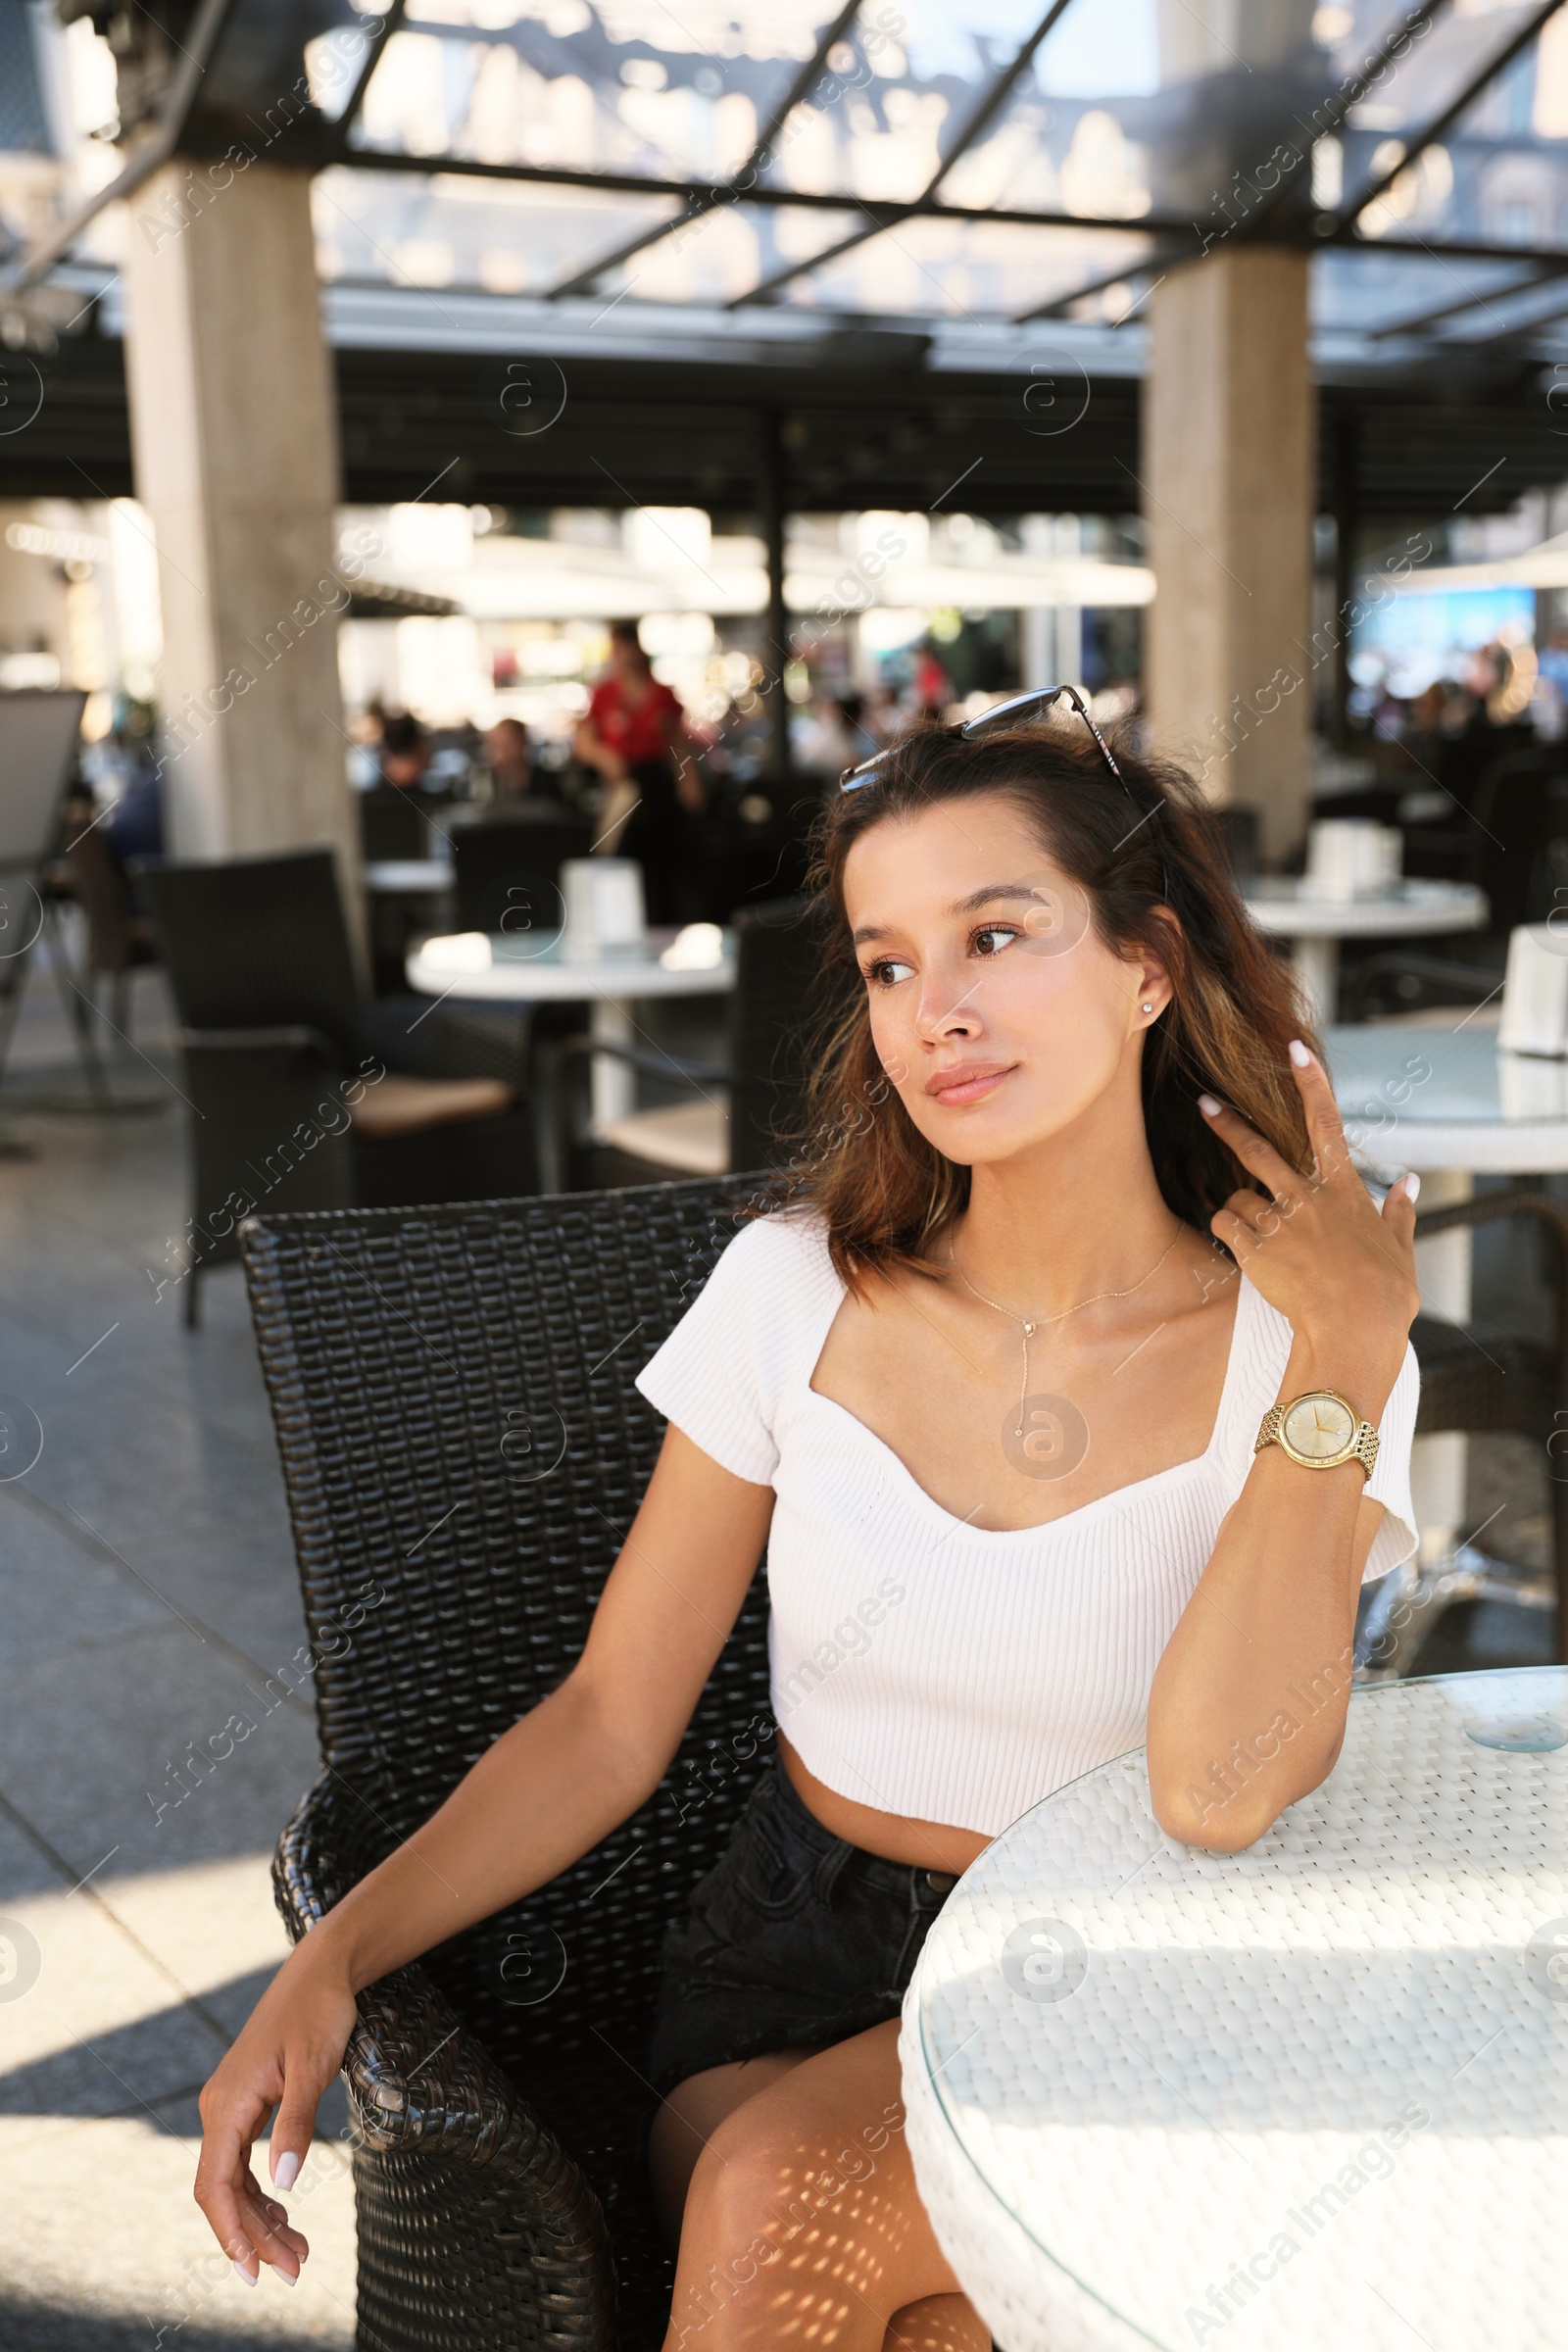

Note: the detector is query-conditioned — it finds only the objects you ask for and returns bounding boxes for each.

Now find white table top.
[1326,1021,1568,1172]
[1242,877,1488,939]
[406,926,738,1002]
[365,858,454,894]
[903,1668,1567,2352]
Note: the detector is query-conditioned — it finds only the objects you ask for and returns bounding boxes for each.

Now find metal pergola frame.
[17,0,1568,331]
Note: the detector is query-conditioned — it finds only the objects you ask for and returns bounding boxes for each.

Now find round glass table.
[903,1667,1567,2352]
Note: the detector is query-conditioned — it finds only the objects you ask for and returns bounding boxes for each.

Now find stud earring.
[1141,1002,1154,1013]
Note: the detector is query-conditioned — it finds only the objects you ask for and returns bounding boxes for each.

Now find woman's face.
[841,792,1169,1165]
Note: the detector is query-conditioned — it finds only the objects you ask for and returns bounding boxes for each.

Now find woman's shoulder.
[708,1204,839,1297]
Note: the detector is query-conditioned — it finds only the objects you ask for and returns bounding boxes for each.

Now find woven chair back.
[141,847,364,1068]
[240,1177,775,2080]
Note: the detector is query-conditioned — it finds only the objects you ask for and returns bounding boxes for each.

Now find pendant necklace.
[947,1222,1185,1438]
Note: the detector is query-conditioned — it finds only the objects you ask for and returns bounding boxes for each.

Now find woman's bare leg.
[650,2048,819,2245]
[883,2296,990,2352]
[657,2018,987,2351]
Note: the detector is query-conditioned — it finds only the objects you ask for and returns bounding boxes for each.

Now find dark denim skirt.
[647,1760,958,2099]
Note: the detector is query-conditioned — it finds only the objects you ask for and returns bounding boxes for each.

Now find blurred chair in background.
[554,895,856,1187]
[0,688,97,1096]
[139,849,537,1325]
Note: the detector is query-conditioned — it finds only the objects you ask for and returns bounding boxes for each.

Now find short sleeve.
[634,1214,829,1486]
[1361,1340,1420,1583]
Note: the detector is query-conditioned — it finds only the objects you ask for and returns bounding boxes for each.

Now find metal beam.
[3,0,244,294]
[1368,263,1568,339]
[1331,0,1568,236]
[1013,236,1197,325]
[730,0,1083,308]
[543,0,862,300]
[333,0,408,162]
[1431,274,1568,345]
[324,145,1204,235]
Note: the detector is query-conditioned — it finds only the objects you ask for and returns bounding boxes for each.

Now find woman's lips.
[925,1061,1016,1106]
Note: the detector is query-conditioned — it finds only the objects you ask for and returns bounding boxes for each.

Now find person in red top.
[574,619,707,921]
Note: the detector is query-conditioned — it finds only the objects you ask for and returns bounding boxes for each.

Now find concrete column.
[1143,246,1315,862]
[120,162,358,885]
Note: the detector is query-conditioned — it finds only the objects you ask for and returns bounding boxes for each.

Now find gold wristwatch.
[1255,1391,1379,1478]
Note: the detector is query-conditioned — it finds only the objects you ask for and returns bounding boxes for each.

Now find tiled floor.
[0,923,1557,2349]
[0,952,355,2350]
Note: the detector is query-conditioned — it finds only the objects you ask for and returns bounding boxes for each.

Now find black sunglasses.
[840,684,1127,794]
[838,682,1162,873]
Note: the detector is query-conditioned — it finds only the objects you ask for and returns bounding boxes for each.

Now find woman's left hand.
[1200,1042,1420,1392]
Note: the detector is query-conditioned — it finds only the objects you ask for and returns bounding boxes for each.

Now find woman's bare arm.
[1146,1047,1418,1852]
[194,1427,773,2281]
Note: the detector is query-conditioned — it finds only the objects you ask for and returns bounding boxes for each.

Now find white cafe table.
[1327,1017,1568,1575]
[1242,878,1487,1030]
[904,1666,1567,2352]
[407,925,737,1130]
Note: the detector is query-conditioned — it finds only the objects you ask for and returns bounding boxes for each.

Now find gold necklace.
[947,1222,1186,1438]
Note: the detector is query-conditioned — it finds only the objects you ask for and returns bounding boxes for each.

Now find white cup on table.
[562,858,647,959]
[1498,921,1568,1057]
[1304,817,1399,900]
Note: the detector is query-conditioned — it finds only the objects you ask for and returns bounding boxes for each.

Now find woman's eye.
[864,956,914,988]
[972,925,1020,958]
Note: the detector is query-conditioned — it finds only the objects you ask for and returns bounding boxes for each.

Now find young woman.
[194,697,1422,2350]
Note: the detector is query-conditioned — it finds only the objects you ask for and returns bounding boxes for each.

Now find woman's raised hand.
[193,1949,359,2285]
[1199,1040,1420,1397]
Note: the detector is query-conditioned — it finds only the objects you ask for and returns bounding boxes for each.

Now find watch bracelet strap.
[1254,1404,1379,1477]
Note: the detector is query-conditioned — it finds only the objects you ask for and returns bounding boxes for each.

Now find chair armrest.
[1414,1186,1568,1391]
[180,1025,342,1060]
[272,1776,601,2195]
[555,1032,730,1086]
[553,1032,731,1190]
[1346,952,1503,1021]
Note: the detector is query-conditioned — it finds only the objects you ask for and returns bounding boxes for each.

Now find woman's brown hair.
[787,720,1317,1290]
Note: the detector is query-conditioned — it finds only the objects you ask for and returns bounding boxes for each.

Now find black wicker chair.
[244,1175,777,2351]
[1361,1187,1568,1676]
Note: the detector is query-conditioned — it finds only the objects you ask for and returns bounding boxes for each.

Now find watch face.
[1282,1393,1355,1460]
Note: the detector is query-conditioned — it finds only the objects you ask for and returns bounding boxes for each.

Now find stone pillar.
[1142,246,1315,862]
[120,162,358,890]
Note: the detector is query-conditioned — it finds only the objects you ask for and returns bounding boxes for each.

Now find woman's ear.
[1135,909,1182,1021]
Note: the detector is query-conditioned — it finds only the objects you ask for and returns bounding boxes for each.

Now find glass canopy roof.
[30,0,1568,362]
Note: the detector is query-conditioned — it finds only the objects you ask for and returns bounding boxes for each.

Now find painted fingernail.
[1403,1171,1421,1202]
[1288,1039,1311,1068]
[274,2269,297,2288]
[233,2262,257,2287]
[1199,1093,1222,1115]
[270,2150,301,2192]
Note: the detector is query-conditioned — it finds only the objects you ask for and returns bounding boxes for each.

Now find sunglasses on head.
[839,684,1127,795]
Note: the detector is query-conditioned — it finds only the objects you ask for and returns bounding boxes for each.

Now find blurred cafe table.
[407,923,737,1129]
[1241,877,1488,1029]
[904,1666,1568,2352]
[1327,1015,1568,1635]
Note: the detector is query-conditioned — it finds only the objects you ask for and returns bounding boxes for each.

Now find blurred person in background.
[913,640,956,719]
[378,711,430,791]
[574,619,707,921]
[483,716,534,808]
[794,691,880,781]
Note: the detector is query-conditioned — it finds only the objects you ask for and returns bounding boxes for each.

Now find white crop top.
[635,1209,1420,1837]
